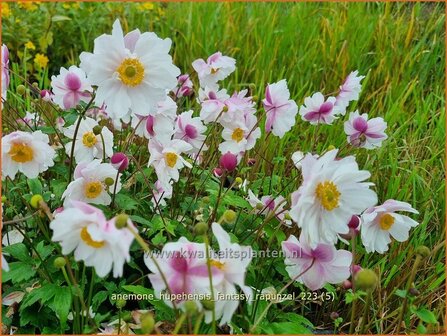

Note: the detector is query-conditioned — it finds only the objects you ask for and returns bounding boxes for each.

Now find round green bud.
[251,95,258,102]
[234,177,243,185]
[327,145,336,151]
[32,82,39,88]
[222,105,229,113]
[121,311,132,322]
[104,177,114,186]
[222,209,237,224]
[202,196,210,204]
[415,246,430,258]
[184,301,197,314]
[256,202,264,210]
[53,256,66,269]
[17,84,26,96]
[140,312,155,334]
[248,83,256,92]
[1,196,6,203]
[416,324,427,334]
[201,299,214,310]
[194,222,208,235]
[92,125,102,135]
[115,298,126,309]
[115,214,129,230]
[30,194,43,209]
[354,269,378,291]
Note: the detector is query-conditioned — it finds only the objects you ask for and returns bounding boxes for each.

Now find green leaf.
[2,262,36,283]
[49,286,72,329]
[21,284,57,310]
[130,215,152,227]
[416,308,437,324]
[52,15,72,22]
[35,241,54,260]
[2,243,31,262]
[92,290,108,310]
[151,231,167,245]
[27,178,43,195]
[115,194,139,211]
[395,289,407,298]
[122,285,154,296]
[263,322,311,334]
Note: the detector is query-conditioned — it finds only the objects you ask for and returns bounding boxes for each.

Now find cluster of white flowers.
[0,19,421,329]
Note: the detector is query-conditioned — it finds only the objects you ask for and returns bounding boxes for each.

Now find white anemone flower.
[361,199,419,253]
[64,117,113,163]
[50,201,135,277]
[289,149,377,247]
[62,160,121,206]
[148,139,192,189]
[80,19,180,121]
[2,130,56,179]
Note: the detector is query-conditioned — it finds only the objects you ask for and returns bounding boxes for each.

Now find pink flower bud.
[213,167,223,178]
[351,264,362,276]
[111,152,129,172]
[40,89,52,102]
[219,152,238,172]
[342,280,352,289]
[247,158,256,166]
[348,215,360,229]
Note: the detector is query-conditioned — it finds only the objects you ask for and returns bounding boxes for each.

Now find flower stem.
[359,289,373,334]
[250,259,315,333]
[173,312,187,335]
[204,235,217,334]
[395,254,422,333]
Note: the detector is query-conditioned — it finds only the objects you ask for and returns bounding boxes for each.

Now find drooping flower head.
[174,110,208,154]
[51,65,92,110]
[299,92,343,125]
[361,200,419,253]
[335,70,365,110]
[192,52,236,89]
[263,79,298,138]
[344,111,387,149]
[64,117,114,163]
[50,201,135,277]
[198,86,229,123]
[80,19,180,121]
[62,160,121,206]
[2,130,56,179]
[174,74,194,98]
[282,234,352,291]
[247,190,290,226]
[289,149,377,247]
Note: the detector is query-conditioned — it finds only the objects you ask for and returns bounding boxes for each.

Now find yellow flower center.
[231,128,245,143]
[211,68,219,74]
[116,58,145,87]
[80,227,105,248]
[82,132,97,148]
[379,213,395,230]
[210,259,225,270]
[9,143,34,163]
[315,181,340,211]
[84,181,103,199]
[165,152,178,168]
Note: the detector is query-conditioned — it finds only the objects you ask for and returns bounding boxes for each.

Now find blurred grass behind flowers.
[1,1,445,334]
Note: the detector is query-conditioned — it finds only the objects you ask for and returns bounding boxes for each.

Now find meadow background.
[1,1,446,334]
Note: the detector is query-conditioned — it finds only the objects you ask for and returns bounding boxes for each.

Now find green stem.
[396,254,422,333]
[193,312,204,334]
[250,259,315,333]
[360,290,373,334]
[173,313,187,335]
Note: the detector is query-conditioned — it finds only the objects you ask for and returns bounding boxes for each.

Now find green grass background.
[2,1,445,332]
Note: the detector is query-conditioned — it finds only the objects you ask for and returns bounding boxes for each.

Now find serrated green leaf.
[130,215,152,227]
[122,285,154,296]
[2,262,36,283]
[27,178,43,195]
[2,243,31,262]
[49,286,72,329]
[21,284,57,310]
